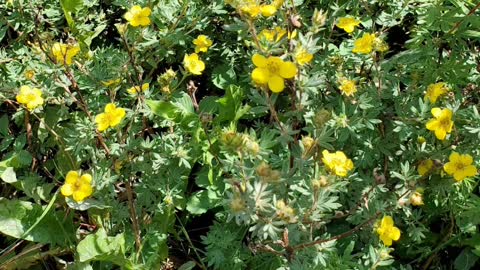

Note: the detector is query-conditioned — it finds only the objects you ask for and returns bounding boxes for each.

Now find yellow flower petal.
[389,227,401,241]
[252,54,267,68]
[268,75,285,93]
[260,5,277,17]
[80,174,92,184]
[61,183,74,196]
[279,61,297,79]
[105,103,117,113]
[65,171,79,184]
[95,113,110,132]
[251,68,270,84]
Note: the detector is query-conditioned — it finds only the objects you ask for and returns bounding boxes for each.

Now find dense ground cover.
[1,0,480,269]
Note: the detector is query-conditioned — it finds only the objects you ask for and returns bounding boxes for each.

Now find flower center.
[455,162,465,171]
[267,60,281,74]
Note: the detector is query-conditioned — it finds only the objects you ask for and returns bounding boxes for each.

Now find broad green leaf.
[0,198,74,246]
[0,166,16,183]
[147,100,178,120]
[59,0,84,13]
[77,228,127,265]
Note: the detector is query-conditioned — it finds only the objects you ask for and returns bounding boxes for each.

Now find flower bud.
[314,109,331,128]
[230,197,246,213]
[312,9,327,28]
[312,176,328,189]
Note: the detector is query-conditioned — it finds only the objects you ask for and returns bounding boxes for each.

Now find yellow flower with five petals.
[425,108,453,140]
[251,54,297,93]
[95,103,126,132]
[336,17,361,34]
[61,171,93,202]
[127,83,149,95]
[16,85,44,111]
[294,46,313,66]
[376,216,401,246]
[352,33,375,54]
[51,42,80,66]
[183,53,205,75]
[425,82,448,104]
[193,35,213,53]
[321,150,354,177]
[443,152,477,182]
[338,78,357,96]
[124,5,151,27]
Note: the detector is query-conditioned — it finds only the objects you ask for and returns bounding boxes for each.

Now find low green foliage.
[1,0,480,269]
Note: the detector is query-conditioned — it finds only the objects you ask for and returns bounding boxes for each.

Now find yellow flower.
[321,150,354,177]
[24,70,35,80]
[16,85,44,111]
[376,216,401,246]
[336,17,361,33]
[124,5,151,27]
[51,42,80,66]
[241,4,262,18]
[418,159,434,176]
[373,37,389,52]
[338,78,357,96]
[352,33,375,54]
[259,27,286,43]
[295,46,313,66]
[251,54,297,93]
[183,53,205,75]
[272,0,285,9]
[193,35,213,53]
[260,5,277,17]
[425,108,453,140]
[101,79,121,88]
[443,152,477,182]
[410,190,424,206]
[95,103,126,132]
[127,83,149,95]
[425,82,449,103]
[61,171,93,202]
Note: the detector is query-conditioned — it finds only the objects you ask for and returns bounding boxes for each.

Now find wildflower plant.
[1,0,480,269]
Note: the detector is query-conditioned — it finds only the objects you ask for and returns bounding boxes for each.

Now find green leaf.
[454,248,479,270]
[0,198,75,246]
[77,228,127,265]
[186,190,211,215]
[0,166,16,183]
[178,261,196,270]
[0,115,9,137]
[212,65,236,90]
[147,100,178,120]
[66,198,112,211]
[59,0,84,13]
